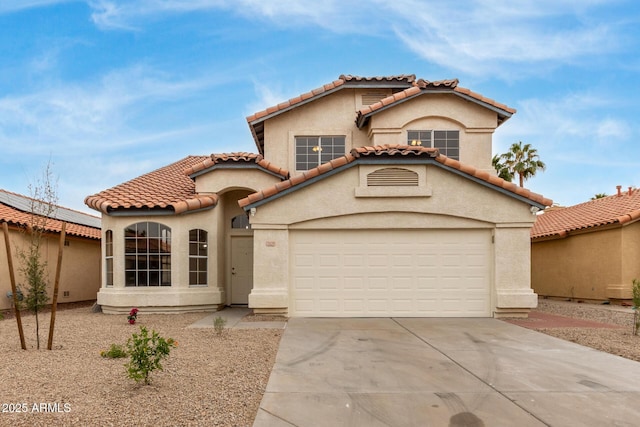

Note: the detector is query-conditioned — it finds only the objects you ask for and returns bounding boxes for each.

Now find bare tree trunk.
[2,222,27,350]
[35,310,40,349]
[48,222,66,350]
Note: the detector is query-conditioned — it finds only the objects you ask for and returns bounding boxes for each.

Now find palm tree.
[591,193,607,200]
[491,154,513,182]
[499,141,546,187]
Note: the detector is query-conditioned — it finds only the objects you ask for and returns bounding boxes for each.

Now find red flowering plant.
[127,308,139,325]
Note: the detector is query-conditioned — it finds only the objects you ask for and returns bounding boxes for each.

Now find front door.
[230,236,253,305]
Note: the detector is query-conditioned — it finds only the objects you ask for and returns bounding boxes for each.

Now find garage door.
[290,229,492,317]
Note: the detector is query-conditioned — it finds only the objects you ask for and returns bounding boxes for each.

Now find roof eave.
[451,91,514,125]
[189,162,286,180]
[241,155,548,211]
[356,92,424,129]
[247,85,346,154]
[532,215,640,242]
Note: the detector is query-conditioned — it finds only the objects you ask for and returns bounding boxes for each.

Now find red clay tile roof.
[246,74,516,153]
[356,78,516,128]
[185,152,289,178]
[85,156,218,215]
[246,79,346,124]
[238,144,552,209]
[531,188,640,240]
[1,190,100,240]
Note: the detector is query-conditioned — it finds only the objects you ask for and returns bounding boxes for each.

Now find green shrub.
[100,343,127,359]
[125,326,176,384]
[214,316,226,335]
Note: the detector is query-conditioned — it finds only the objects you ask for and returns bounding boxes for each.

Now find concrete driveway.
[254,318,640,426]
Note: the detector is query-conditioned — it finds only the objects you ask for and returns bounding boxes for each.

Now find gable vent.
[367,168,419,187]
[361,91,390,106]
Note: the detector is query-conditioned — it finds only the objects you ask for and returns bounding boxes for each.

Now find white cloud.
[497,91,632,150]
[596,118,630,141]
[86,0,364,32]
[81,0,628,80]
[245,79,289,116]
[0,0,74,13]
[387,0,620,77]
[0,64,217,154]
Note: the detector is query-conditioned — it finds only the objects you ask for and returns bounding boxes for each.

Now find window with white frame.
[295,136,346,171]
[124,222,171,287]
[189,229,208,286]
[407,130,459,160]
[105,230,113,287]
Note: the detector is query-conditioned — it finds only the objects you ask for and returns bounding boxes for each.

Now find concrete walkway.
[187,307,287,329]
[254,318,640,426]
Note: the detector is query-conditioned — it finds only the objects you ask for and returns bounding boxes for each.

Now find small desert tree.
[17,161,58,349]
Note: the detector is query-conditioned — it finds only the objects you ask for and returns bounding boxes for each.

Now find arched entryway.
[222,189,254,306]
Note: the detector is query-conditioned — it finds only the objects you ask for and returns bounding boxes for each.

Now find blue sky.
[1,0,639,214]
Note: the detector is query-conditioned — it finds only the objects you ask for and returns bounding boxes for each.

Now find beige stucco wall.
[263,89,362,172]
[621,222,640,294]
[262,89,499,175]
[96,189,260,314]
[247,164,537,316]
[532,222,640,301]
[0,226,100,311]
[96,208,225,314]
[366,94,496,171]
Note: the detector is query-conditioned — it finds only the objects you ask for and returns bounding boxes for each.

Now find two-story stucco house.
[85,74,552,317]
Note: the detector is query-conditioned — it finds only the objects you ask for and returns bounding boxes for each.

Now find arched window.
[231,214,251,229]
[105,230,113,287]
[189,229,208,286]
[124,222,171,287]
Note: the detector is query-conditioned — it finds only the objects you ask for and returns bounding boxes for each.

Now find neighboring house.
[85,74,552,317]
[531,186,640,303]
[0,189,101,311]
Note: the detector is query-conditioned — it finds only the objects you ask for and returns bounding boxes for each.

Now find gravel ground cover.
[524,299,640,363]
[2,299,639,426]
[0,304,282,427]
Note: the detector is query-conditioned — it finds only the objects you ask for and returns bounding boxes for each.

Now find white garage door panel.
[290,229,492,317]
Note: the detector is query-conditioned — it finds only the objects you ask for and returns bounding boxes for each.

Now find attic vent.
[367,168,418,187]
[361,91,390,106]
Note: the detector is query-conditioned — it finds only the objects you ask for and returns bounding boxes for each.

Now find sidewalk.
[187,307,287,330]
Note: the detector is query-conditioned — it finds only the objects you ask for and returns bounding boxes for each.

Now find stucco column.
[248,226,290,314]
[493,225,538,317]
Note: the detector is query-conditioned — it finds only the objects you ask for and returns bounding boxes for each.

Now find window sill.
[355,186,432,198]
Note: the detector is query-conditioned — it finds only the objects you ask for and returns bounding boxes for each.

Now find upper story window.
[407,130,459,160]
[295,136,345,171]
[189,229,208,286]
[124,222,171,287]
[105,230,113,287]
